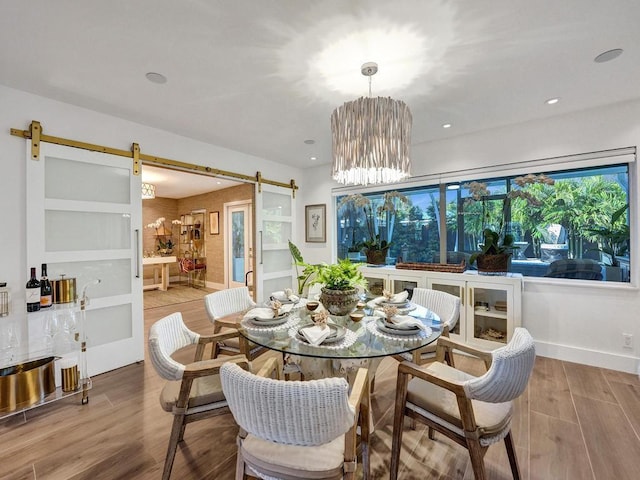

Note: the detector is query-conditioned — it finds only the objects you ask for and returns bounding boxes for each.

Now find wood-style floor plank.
[529,355,579,424]
[608,380,640,438]
[574,393,640,480]
[1,293,640,479]
[563,361,617,403]
[529,411,594,480]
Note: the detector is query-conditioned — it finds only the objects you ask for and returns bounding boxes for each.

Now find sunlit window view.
[337,164,630,282]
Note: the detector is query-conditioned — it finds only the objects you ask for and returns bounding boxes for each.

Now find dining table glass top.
[236,302,442,360]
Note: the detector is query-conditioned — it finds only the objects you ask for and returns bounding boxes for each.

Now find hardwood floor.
[1,299,639,479]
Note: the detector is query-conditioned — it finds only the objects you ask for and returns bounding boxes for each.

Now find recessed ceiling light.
[216,181,221,185]
[594,48,623,63]
[545,98,560,105]
[310,156,317,161]
[304,139,315,145]
[442,123,451,129]
[145,72,167,84]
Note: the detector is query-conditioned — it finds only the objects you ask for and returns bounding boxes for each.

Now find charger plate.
[296,324,346,344]
[247,312,289,326]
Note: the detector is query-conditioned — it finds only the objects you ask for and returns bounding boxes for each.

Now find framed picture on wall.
[210,211,220,235]
[305,204,326,243]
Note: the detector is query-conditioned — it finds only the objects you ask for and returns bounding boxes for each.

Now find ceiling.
[141,165,244,199]
[2,1,640,196]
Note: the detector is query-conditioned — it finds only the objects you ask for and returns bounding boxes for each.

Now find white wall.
[297,100,640,373]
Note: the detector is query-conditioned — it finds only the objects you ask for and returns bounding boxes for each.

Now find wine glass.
[44,313,59,351]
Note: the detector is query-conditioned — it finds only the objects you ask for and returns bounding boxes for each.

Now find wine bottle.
[26,267,41,312]
[40,263,53,308]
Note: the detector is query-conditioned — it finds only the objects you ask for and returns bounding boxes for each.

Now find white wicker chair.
[395,288,460,365]
[204,287,265,360]
[221,362,370,480]
[390,327,536,480]
[148,312,249,480]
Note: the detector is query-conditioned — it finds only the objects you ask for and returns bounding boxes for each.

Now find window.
[336,163,631,282]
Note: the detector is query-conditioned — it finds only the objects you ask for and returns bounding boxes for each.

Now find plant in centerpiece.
[338,191,409,265]
[146,217,182,255]
[466,174,554,274]
[288,240,317,296]
[305,259,368,316]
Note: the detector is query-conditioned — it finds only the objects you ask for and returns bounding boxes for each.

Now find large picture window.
[336,163,631,282]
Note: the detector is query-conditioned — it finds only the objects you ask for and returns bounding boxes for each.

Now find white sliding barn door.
[26,142,143,376]
[254,184,296,303]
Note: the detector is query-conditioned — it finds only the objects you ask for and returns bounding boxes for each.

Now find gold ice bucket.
[61,364,79,392]
[0,357,56,412]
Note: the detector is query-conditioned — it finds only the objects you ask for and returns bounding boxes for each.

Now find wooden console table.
[143,256,177,291]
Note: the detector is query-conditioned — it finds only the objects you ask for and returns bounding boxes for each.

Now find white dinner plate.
[249,312,289,326]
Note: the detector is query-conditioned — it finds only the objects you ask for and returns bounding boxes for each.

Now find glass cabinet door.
[427,278,465,336]
[362,274,387,297]
[466,281,512,347]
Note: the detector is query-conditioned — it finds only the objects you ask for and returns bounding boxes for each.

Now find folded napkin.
[374,311,427,331]
[300,324,331,346]
[243,308,276,321]
[278,303,294,314]
[372,290,409,305]
[271,290,300,303]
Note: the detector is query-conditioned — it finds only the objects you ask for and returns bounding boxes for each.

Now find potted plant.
[338,191,408,265]
[306,259,368,316]
[466,174,554,274]
[469,228,517,274]
[585,204,629,281]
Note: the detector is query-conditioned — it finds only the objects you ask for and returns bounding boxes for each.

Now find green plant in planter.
[585,204,629,267]
[307,259,368,291]
[469,228,517,265]
[466,175,554,266]
[337,191,409,263]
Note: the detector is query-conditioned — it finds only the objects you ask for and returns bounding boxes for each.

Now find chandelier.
[331,62,412,186]
[141,182,156,199]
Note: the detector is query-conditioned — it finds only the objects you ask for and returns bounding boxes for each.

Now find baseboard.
[207,282,225,291]
[536,340,639,374]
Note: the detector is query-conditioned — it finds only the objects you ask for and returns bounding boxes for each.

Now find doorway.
[225,201,253,289]
[141,165,252,307]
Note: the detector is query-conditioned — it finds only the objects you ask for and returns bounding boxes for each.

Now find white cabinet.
[360,266,522,349]
[360,268,426,297]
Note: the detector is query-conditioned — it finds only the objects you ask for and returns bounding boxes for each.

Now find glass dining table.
[234,302,443,382]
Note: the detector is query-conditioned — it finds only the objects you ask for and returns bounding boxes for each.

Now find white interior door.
[226,202,252,288]
[254,184,296,303]
[27,142,143,376]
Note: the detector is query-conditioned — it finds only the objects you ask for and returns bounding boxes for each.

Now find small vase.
[476,253,510,275]
[319,287,359,316]
[365,248,389,265]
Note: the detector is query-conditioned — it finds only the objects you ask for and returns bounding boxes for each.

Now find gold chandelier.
[331,62,412,186]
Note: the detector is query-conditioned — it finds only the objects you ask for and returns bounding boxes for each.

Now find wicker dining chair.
[221,361,370,480]
[148,312,249,480]
[204,287,265,360]
[395,288,460,365]
[390,327,535,480]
